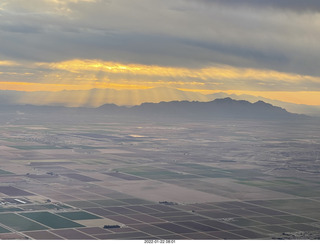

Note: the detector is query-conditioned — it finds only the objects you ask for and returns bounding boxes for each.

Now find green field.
[20,212,84,229]
[117,166,198,180]
[57,211,102,220]
[0,213,48,231]
[0,207,23,213]
[174,163,234,178]
[10,145,59,150]
[0,225,11,233]
[0,169,13,175]
[21,204,71,211]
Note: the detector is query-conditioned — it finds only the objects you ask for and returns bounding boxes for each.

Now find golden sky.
[0,0,320,109]
[1,59,320,106]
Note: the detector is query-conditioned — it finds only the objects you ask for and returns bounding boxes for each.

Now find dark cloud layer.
[198,0,320,12]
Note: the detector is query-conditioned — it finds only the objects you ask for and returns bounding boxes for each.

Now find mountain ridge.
[97,97,308,120]
[0,88,319,116]
[0,93,312,121]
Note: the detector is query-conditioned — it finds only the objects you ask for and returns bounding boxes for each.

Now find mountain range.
[98,98,308,120]
[0,97,309,126]
[0,88,319,117]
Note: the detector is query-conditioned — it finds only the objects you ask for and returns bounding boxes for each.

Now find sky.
[0,0,320,106]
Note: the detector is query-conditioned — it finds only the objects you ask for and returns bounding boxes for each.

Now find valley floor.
[0,115,319,240]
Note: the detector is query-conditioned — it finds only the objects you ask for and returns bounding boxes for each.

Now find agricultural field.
[0,114,320,240]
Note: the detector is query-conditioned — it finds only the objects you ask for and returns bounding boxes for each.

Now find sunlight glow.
[1,59,320,106]
[0,60,19,66]
[38,59,320,84]
[0,81,150,92]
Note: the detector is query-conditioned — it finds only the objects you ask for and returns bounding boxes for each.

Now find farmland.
[0,113,319,240]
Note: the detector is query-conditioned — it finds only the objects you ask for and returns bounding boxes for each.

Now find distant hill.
[99,98,308,120]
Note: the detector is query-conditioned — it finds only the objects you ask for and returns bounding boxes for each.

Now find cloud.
[0,0,318,74]
[196,0,320,12]
[0,0,320,103]
[33,59,320,92]
[0,60,19,66]
[0,0,97,14]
